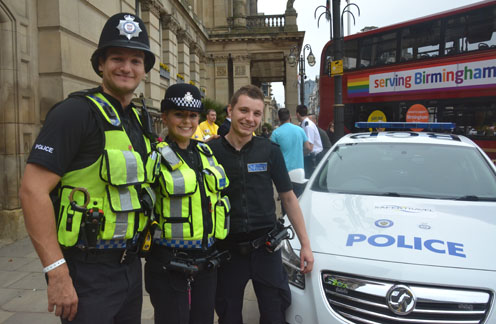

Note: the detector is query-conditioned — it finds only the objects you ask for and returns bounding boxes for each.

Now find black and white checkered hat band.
[167,97,202,109]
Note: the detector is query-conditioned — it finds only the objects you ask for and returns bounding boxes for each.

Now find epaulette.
[156,142,183,171]
[197,142,213,157]
[68,87,100,99]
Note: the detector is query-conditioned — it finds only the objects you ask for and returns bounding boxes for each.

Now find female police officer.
[145,83,230,324]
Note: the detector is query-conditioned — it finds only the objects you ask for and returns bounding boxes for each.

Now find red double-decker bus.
[319,0,496,159]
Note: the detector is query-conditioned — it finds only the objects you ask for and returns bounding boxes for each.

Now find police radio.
[264,219,295,253]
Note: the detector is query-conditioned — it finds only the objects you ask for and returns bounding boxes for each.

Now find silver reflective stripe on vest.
[159,145,181,168]
[114,212,129,239]
[205,155,216,167]
[170,197,184,239]
[122,151,139,183]
[171,169,186,194]
[118,187,134,210]
[213,165,227,179]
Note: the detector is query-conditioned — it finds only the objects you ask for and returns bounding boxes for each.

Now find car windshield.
[312,142,496,200]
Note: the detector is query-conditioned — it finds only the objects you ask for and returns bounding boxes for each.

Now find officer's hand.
[299,245,314,274]
[46,265,78,321]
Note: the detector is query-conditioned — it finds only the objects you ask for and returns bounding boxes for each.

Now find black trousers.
[303,155,317,179]
[61,256,142,324]
[215,247,291,324]
[145,253,217,324]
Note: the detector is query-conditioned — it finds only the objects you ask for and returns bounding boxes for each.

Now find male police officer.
[209,85,314,324]
[19,13,157,323]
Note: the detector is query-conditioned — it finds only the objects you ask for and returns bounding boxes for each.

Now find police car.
[282,122,496,324]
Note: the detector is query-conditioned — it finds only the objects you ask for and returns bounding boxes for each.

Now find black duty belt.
[63,247,136,264]
[149,245,230,275]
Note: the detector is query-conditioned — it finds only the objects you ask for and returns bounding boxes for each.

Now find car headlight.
[281,239,305,289]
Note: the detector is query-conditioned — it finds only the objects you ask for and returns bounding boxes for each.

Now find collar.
[99,87,134,114]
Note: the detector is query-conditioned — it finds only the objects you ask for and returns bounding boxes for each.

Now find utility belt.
[220,219,294,256]
[149,245,231,275]
[63,247,137,264]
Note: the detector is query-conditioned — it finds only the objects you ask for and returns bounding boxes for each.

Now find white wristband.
[43,258,66,274]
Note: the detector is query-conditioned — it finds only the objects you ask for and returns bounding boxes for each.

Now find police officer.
[145,84,230,324]
[19,13,157,323]
[209,85,314,324]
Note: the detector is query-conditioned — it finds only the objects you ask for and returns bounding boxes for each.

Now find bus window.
[402,21,441,59]
[445,7,496,55]
[360,32,397,67]
[343,39,358,70]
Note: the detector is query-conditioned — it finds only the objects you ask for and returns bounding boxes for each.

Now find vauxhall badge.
[117,15,142,40]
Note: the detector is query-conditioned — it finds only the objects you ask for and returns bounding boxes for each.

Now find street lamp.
[288,44,316,106]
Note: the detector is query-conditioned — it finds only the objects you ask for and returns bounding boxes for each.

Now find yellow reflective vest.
[56,92,160,248]
[154,141,230,249]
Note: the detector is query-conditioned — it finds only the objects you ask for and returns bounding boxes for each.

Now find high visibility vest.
[56,92,160,247]
[154,141,230,249]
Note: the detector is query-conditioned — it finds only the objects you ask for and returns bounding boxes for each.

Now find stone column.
[233,0,246,28]
[190,42,202,87]
[177,30,192,83]
[140,0,162,110]
[285,56,299,118]
[205,55,215,99]
[161,14,179,85]
[213,55,229,104]
[233,54,251,92]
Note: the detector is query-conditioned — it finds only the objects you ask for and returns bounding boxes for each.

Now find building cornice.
[140,0,162,17]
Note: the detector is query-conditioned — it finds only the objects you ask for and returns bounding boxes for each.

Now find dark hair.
[230,85,264,108]
[278,108,290,123]
[296,105,308,116]
[206,108,216,115]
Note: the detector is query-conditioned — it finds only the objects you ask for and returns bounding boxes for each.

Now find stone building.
[0,0,304,241]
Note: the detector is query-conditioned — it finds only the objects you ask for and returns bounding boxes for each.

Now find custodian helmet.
[161,84,204,113]
[91,12,156,76]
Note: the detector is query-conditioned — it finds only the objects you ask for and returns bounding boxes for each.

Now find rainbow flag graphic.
[347,76,369,97]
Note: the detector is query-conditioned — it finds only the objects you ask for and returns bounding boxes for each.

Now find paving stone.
[19,258,43,273]
[0,271,30,289]
[0,310,14,323]
[0,257,32,272]
[0,239,34,258]
[2,312,59,324]
[2,289,49,313]
[141,296,154,320]
[8,272,47,290]
[0,289,25,307]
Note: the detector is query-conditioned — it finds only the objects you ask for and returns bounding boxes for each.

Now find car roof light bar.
[355,122,456,130]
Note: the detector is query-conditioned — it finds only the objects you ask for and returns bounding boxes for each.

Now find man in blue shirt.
[271,108,311,197]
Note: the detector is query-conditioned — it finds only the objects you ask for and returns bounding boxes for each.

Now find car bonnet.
[298,191,496,271]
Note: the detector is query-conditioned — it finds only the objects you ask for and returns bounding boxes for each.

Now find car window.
[312,142,496,200]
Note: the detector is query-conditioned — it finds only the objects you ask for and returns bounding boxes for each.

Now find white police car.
[283,122,496,324]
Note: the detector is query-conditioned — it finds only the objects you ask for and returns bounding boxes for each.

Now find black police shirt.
[209,136,292,237]
[27,90,147,177]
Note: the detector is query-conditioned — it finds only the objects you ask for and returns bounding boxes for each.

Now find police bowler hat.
[161,84,203,113]
[91,13,155,76]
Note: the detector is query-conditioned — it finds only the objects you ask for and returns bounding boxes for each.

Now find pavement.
[0,238,260,324]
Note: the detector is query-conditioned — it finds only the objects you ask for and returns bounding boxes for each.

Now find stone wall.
[0,0,303,241]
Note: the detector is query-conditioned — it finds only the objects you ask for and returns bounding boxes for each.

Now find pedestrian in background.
[19,12,157,323]
[308,113,332,163]
[296,105,323,178]
[326,120,336,145]
[218,106,231,137]
[145,83,230,324]
[271,108,311,198]
[209,85,314,324]
[199,108,219,140]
